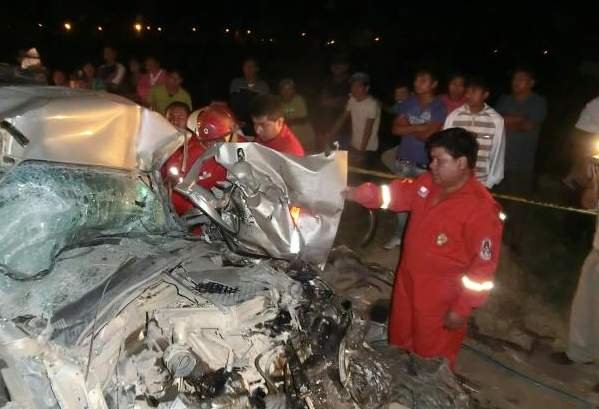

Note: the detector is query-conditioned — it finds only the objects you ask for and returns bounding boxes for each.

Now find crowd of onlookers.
[35,46,554,205]
[37,45,554,201]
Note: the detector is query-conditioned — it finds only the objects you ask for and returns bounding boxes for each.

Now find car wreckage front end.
[0,87,469,409]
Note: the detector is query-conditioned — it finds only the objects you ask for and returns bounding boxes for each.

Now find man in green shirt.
[150,70,192,115]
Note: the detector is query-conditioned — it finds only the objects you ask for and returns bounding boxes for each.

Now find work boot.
[384,237,402,250]
[550,351,593,365]
[550,352,574,365]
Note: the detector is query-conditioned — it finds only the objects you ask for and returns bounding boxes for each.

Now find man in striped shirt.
[444,77,505,188]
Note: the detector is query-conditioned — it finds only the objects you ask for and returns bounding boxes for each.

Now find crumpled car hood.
[0,86,183,171]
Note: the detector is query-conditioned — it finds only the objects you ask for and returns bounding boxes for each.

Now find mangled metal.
[0,86,183,172]
[175,143,347,265]
[0,87,470,409]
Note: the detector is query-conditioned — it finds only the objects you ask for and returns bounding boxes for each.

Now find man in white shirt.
[563,96,599,189]
[327,72,381,163]
[552,179,599,373]
[444,77,505,188]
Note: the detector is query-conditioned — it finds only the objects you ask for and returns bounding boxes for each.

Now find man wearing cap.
[346,128,504,369]
[327,72,381,164]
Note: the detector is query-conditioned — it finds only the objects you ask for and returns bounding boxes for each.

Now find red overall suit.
[258,124,305,156]
[352,173,503,368]
[161,104,240,217]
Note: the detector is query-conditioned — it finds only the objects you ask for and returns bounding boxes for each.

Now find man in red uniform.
[161,104,241,217]
[347,128,504,369]
[250,95,305,156]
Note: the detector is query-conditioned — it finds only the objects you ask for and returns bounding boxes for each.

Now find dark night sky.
[2,1,599,175]
[1,2,598,49]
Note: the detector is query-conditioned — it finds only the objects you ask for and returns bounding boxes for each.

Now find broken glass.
[0,160,172,280]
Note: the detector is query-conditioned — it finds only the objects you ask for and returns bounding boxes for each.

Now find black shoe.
[551,351,594,365]
[550,352,574,365]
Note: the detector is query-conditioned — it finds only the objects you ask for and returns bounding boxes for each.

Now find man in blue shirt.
[393,68,446,169]
[496,67,547,254]
[383,68,446,249]
[496,67,547,195]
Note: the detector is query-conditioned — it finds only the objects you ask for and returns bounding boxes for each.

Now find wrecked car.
[0,87,469,409]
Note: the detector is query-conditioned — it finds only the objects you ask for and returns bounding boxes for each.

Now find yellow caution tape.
[348,166,598,216]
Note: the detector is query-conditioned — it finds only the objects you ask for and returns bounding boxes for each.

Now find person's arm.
[229,78,240,94]
[581,186,596,209]
[149,87,158,111]
[327,110,350,143]
[358,100,379,151]
[359,118,375,151]
[503,115,535,131]
[320,86,348,109]
[443,111,455,130]
[485,117,506,188]
[112,63,126,86]
[346,177,419,212]
[447,205,504,328]
[392,116,443,140]
[504,97,547,132]
[261,81,270,95]
[286,96,309,122]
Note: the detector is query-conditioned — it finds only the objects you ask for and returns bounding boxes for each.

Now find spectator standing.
[230,58,270,134]
[279,78,316,152]
[327,73,381,165]
[441,73,467,114]
[81,63,105,91]
[51,69,67,86]
[317,55,351,148]
[496,67,547,253]
[150,70,192,115]
[444,77,505,188]
[382,68,445,249]
[98,46,126,93]
[137,56,167,105]
[496,67,547,195]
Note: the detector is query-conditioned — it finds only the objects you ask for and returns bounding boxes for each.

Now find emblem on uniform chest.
[480,238,492,261]
[418,186,429,198]
[436,233,448,246]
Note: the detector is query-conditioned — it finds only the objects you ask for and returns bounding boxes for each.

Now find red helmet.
[188,104,239,141]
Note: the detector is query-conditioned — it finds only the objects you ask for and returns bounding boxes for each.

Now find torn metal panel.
[175,143,347,265]
[0,86,183,171]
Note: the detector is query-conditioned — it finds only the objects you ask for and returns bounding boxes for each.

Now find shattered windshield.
[0,161,173,282]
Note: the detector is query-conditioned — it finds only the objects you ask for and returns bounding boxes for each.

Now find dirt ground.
[333,188,599,409]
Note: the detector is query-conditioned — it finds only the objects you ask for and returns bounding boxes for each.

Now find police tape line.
[347,166,599,216]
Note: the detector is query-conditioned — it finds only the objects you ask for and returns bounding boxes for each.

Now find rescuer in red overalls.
[347,128,504,369]
[161,104,243,217]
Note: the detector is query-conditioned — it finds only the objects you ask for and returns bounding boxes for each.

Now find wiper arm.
[0,120,29,147]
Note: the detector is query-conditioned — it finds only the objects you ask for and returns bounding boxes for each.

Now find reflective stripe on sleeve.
[381,184,391,209]
[462,275,494,292]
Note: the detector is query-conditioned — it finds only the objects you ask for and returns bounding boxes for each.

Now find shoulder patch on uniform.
[417,186,429,198]
[480,238,492,261]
